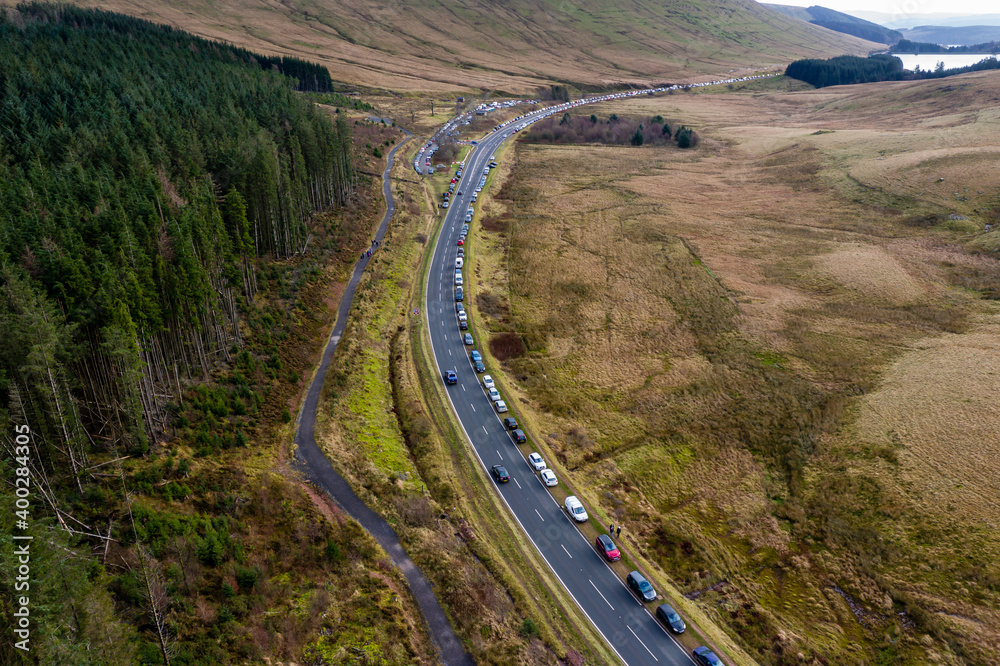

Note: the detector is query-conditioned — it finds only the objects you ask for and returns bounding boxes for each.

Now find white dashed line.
[513,477,521,489]
[561,544,573,559]
[482,426,488,433]
[496,449,503,460]
[470,403,476,412]
[589,580,615,610]
[535,509,544,522]
[461,384,466,391]
[628,626,658,661]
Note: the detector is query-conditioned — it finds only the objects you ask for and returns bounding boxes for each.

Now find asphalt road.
[294,129,474,666]
[424,112,699,666]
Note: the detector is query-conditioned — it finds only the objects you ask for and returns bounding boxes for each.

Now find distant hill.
[848,11,1000,30]
[900,25,1000,46]
[765,4,902,44]
[43,0,880,93]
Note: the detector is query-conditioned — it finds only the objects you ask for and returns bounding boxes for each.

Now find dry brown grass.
[35,0,876,93]
[472,71,1000,663]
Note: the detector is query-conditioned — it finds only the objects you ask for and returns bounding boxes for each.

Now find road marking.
[448,349,452,356]
[461,384,466,391]
[561,544,573,559]
[470,403,476,412]
[443,335,447,340]
[628,626,658,661]
[497,449,503,460]
[441,320,444,326]
[589,580,615,610]
[513,477,521,489]
[535,509,544,522]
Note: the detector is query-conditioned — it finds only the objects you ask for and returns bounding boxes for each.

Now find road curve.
[293,130,474,666]
[423,75,772,664]
[420,77,772,664]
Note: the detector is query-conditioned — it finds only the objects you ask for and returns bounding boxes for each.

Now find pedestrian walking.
[616,525,622,538]
[609,523,614,535]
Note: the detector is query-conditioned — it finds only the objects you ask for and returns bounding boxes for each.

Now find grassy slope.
[35,0,877,92]
[467,73,1000,664]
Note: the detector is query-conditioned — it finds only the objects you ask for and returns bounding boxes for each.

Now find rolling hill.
[30,0,880,92]
[766,3,902,44]
[900,24,1000,46]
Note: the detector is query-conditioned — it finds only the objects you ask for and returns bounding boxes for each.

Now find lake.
[893,53,998,72]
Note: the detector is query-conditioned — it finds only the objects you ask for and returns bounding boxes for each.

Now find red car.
[457,238,464,246]
[596,534,620,562]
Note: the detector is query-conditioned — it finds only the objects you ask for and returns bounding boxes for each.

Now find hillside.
[38,0,880,92]
[0,7,437,664]
[900,25,1000,46]
[766,4,902,44]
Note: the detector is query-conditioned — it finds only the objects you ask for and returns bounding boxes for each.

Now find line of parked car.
[437,128,728,666]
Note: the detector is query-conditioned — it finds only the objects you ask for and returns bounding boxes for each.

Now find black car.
[656,604,686,634]
[444,370,457,385]
[692,646,723,666]
[626,571,656,602]
[502,417,518,431]
[491,465,509,483]
[512,429,526,444]
[473,360,485,373]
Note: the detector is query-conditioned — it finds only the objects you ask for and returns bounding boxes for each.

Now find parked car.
[626,571,656,602]
[470,350,482,362]
[456,287,463,301]
[457,238,464,246]
[527,452,546,471]
[491,465,509,483]
[596,534,621,562]
[456,302,465,313]
[564,496,588,522]
[442,201,449,208]
[455,257,463,268]
[692,647,723,666]
[444,370,457,385]
[464,333,474,345]
[459,319,468,330]
[502,417,518,430]
[482,375,495,390]
[512,429,526,444]
[540,469,558,486]
[656,604,686,634]
[487,387,500,401]
[473,360,485,373]
[454,273,463,286]
[493,400,508,413]
[457,247,464,257]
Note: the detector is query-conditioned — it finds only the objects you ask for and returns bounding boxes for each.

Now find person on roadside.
[609,522,614,535]
[617,525,622,538]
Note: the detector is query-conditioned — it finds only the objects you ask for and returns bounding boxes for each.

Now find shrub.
[520,618,539,638]
[489,332,527,361]
[236,566,260,592]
